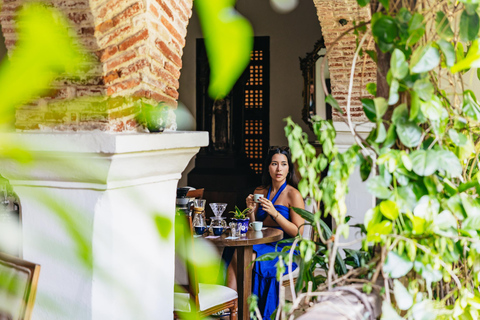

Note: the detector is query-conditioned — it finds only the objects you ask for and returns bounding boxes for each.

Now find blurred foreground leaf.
[195,0,253,99]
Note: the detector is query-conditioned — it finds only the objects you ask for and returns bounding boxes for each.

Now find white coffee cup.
[250,221,263,231]
[253,194,264,203]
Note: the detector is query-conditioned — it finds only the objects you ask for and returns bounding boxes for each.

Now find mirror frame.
[300,38,330,130]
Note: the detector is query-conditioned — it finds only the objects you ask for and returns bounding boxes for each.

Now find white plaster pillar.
[333,122,375,250]
[0,131,208,320]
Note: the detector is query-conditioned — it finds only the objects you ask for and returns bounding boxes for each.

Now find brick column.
[0,0,193,132]
[313,0,375,122]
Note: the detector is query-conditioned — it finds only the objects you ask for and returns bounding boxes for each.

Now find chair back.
[186,188,204,199]
[175,212,200,309]
[0,253,40,320]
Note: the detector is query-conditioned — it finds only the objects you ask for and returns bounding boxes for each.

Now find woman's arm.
[246,187,265,222]
[257,189,305,237]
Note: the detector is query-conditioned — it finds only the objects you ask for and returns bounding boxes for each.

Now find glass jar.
[210,217,227,236]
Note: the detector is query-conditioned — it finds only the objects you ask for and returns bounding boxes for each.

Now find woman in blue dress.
[226,146,305,319]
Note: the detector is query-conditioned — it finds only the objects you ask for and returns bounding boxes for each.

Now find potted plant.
[229,206,251,234]
[136,99,170,132]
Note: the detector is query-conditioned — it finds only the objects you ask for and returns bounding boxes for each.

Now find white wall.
[177,0,323,186]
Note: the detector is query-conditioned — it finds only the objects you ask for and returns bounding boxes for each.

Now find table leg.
[236,245,253,320]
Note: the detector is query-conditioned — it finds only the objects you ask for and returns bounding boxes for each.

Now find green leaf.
[0,3,87,119]
[376,121,387,143]
[326,94,344,115]
[381,302,403,320]
[421,95,447,121]
[367,176,392,199]
[409,214,426,234]
[407,13,425,45]
[366,49,377,62]
[375,97,388,118]
[413,78,434,102]
[392,103,408,124]
[413,261,442,288]
[396,119,423,148]
[436,39,456,68]
[383,251,414,278]
[393,280,413,310]
[463,90,480,120]
[361,98,376,122]
[435,11,454,41]
[154,214,173,240]
[389,79,400,105]
[410,91,421,121]
[366,82,377,96]
[448,129,468,146]
[379,0,389,11]
[411,45,441,74]
[434,210,457,230]
[437,150,462,178]
[380,200,399,220]
[196,0,253,98]
[411,300,437,320]
[356,0,370,7]
[411,150,438,176]
[384,124,397,148]
[460,10,480,42]
[452,39,480,73]
[364,207,382,231]
[391,49,409,79]
[372,15,398,44]
[360,154,373,181]
[292,207,315,224]
[367,220,392,242]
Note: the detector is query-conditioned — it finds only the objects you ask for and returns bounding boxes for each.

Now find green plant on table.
[229,206,251,220]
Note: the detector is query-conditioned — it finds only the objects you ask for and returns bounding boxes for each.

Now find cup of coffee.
[250,221,263,231]
[253,194,264,203]
[194,226,207,235]
[212,226,225,236]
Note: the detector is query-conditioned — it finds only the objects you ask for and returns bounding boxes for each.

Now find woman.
[226,146,305,318]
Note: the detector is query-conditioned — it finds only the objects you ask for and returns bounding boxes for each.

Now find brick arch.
[313,0,375,122]
[0,0,193,131]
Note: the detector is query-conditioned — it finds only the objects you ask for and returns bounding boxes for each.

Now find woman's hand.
[258,197,277,218]
[246,194,256,213]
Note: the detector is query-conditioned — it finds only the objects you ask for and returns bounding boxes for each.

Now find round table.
[202,227,283,320]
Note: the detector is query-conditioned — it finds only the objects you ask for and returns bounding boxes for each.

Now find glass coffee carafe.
[192,199,207,235]
[209,203,228,236]
[193,213,208,235]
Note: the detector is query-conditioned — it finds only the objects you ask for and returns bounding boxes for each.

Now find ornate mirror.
[300,39,331,129]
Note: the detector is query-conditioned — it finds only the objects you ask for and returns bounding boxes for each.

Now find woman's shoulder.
[285,185,304,203]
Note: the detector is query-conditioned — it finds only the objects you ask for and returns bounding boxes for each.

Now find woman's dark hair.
[261,146,298,189]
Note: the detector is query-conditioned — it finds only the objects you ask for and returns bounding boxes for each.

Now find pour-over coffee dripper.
[209,203,228,218]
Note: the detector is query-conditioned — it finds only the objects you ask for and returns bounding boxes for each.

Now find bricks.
[106,51,136,70]
[315,0,373,122]
[118,29,148,51]
[9,0,191,132]
[155,40,182,67]
[106,78,142,95]
[155,0,173,20]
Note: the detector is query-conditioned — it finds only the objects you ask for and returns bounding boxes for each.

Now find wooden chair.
[174,214,238,319]
[0,252,40,320]
[186,188,204,199]
[282,197,316,288]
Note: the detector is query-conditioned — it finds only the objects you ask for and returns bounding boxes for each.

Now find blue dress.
[252,181,297,319]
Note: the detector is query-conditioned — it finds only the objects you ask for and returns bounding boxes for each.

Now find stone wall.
[313,0,374,122]
[0,0,192,131]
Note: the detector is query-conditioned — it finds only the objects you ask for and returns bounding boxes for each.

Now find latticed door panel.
[243,38,269,175]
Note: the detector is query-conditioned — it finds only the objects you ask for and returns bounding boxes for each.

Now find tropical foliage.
[276,0,480,319]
